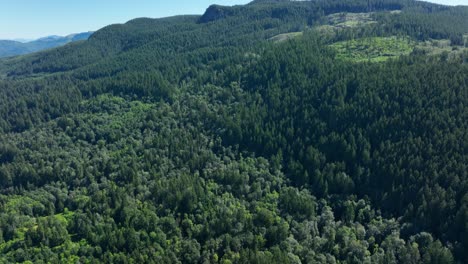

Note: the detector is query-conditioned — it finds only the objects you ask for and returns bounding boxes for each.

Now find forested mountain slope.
[0,0,467,263]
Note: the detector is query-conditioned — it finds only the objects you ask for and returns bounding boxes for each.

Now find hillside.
[0,0,467,263]
[0,32,93,58]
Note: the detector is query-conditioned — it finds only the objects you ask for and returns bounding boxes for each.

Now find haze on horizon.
[0,0,465,40]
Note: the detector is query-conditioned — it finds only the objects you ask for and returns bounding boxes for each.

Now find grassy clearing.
[54,208,75,225]
[415,39,452,55]
[326,12,377,28]
[269,32,303,43]
[329,36,414,62]
[415,38,467,57]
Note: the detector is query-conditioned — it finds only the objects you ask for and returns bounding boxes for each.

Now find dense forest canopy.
[0,0,467,263]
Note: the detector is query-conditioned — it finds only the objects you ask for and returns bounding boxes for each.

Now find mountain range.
[0,32,93,58]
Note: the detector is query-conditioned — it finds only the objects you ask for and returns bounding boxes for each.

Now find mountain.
[11,38,34,43]
[0,31,94,58]
[0,0,467,263]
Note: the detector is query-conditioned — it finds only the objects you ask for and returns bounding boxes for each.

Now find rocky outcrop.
[198,5,234,23]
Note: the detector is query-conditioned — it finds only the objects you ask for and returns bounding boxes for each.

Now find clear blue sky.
[0,0,251,40]
[0,0,465,40]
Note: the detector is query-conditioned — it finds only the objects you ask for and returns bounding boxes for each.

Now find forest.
[0,0,467,263]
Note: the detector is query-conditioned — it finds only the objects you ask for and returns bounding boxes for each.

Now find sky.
[0,0,465,40]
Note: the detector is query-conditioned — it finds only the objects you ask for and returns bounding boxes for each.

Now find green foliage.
[0,0,466,263]
[330,36,414,62]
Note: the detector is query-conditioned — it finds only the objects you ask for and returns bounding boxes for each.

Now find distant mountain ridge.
[0,31,93,58]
